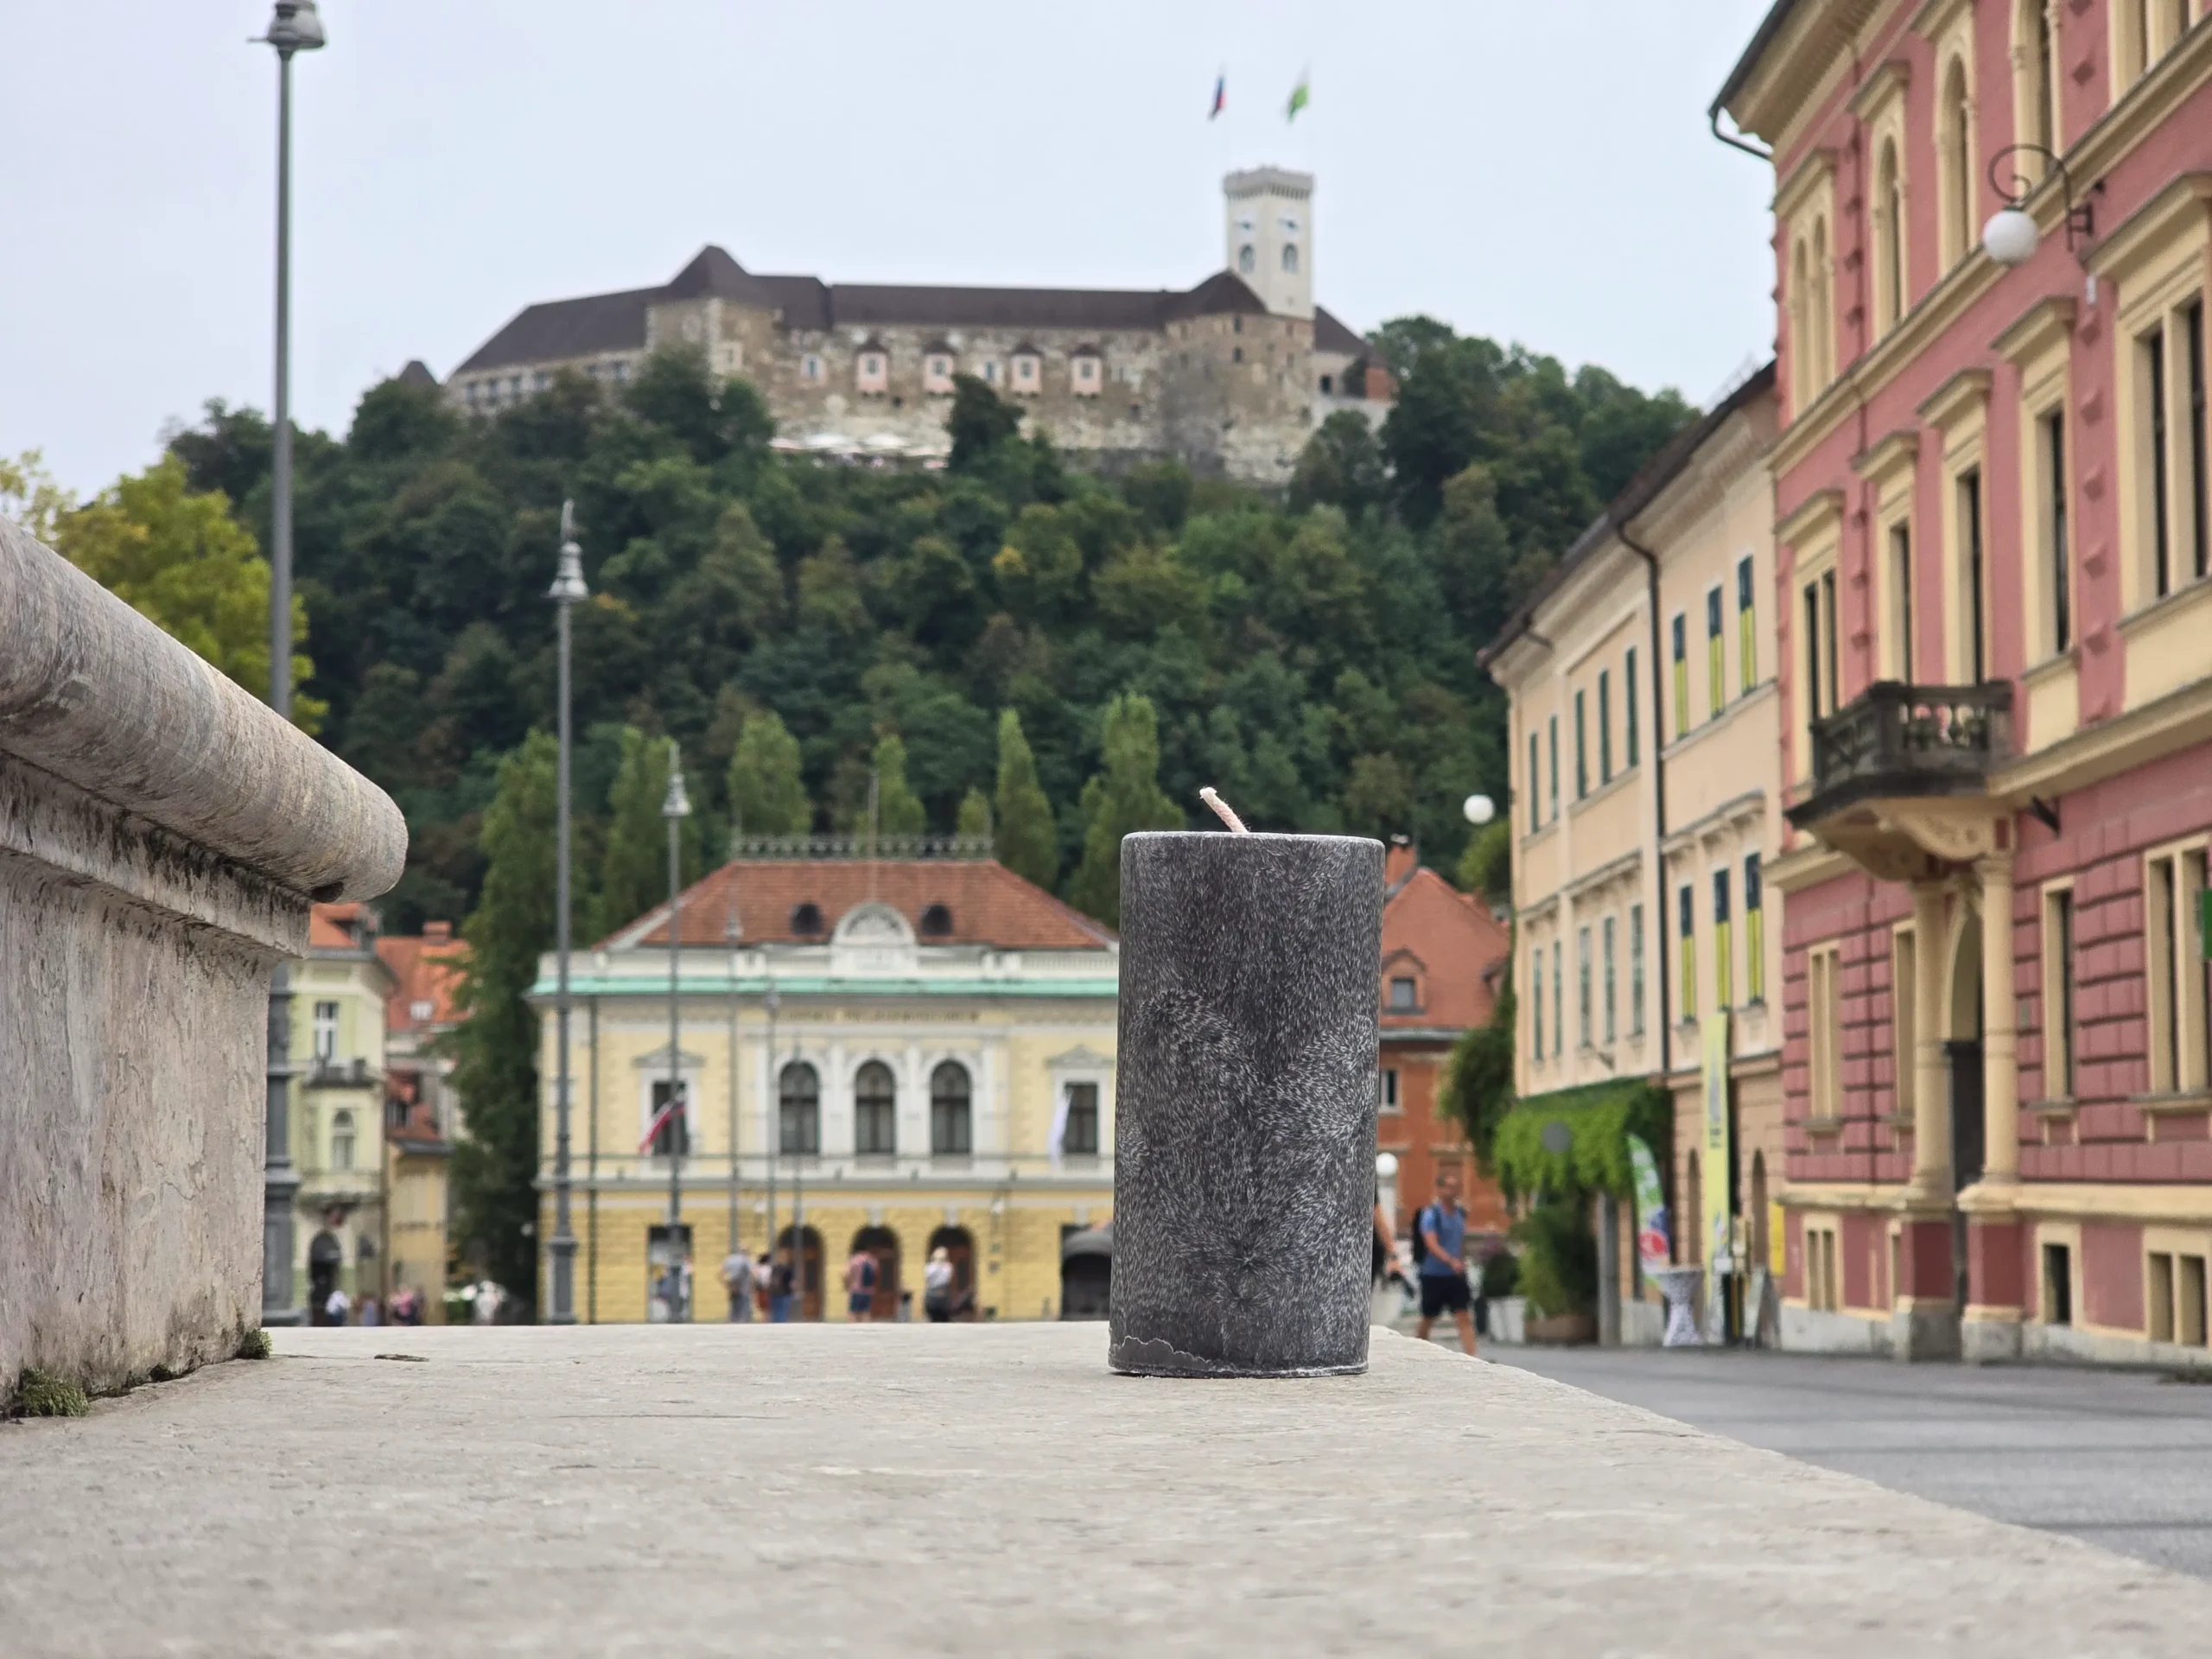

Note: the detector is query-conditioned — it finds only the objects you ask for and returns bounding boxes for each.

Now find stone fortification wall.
[0,518,404,1395]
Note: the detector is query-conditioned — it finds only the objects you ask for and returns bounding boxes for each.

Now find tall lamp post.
[255,0,325,1328]
[664,751,692,1321]
[547,504,588,1323]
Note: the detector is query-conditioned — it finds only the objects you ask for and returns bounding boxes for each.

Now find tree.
[1289,410,1388,518]
[1456,817,1512,906]
[48,455,323,729]
[947,373,1023,470]
[873,733,927,837]
[727,709,810,838]
[592,729,700,941]
[1068,694,1183,926]
[448,732,562,1310]
[993,708,1058,890]
[0,448,73,542]
[956,786,993,840]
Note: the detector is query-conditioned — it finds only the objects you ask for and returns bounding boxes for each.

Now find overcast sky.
[3,1,1777,497]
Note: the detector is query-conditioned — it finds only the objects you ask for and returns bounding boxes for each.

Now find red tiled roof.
[1381,865,1510,1033]
[378,920,470,1033]
[609,859,1116,951]
[308,901,374,951]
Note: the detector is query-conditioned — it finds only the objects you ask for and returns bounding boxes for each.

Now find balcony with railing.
[1787,681,2012,830]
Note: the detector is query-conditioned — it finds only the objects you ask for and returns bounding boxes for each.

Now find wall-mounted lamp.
[1981,143,2101,268]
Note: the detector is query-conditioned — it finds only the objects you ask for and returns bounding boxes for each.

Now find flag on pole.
[1286,74,1310,122]
[639,1085,685,1154]
[1209,72,1225,119]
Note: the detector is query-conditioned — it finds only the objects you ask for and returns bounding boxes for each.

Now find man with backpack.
[1414,1167,1478,1357]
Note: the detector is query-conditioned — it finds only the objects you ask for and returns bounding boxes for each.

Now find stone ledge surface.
[2,1325,2207,1656]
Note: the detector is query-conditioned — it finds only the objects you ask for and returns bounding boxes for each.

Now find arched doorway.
[1060,1221,1113,1319]
[308,1227,343,1323]
[926,1225,977,1320]
[776,1224,824,1321]
[1948,910,1986,1190]
[852,1225,901,1320]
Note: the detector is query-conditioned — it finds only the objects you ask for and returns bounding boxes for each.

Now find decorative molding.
[1847,56,1912,120]
[1852,427,1921,493]
[1991,295,2078,367]
[1915,366,1993,433]
[1775,487,1847,550]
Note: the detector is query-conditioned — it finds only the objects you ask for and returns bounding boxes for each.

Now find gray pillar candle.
[1109,829,1383,1377]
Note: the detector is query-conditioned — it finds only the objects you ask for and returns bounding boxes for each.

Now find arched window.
[1810,216,1833,387]
[2031,0,2056,152]
[855,1061,896,1156]
[1281,242,1300,274]
[331,1109,356,1171]
[1875,138,1904,334]
[791,902,823,936]
[1237,244,1256,274]
[1789,238,1811,409]
[1941,57,1974,266]
[919,903,953,938]
[930,1061,972,1155]
[779,1061,820,1156]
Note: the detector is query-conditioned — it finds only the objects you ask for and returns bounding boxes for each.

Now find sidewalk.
[3,1324,2207,1656]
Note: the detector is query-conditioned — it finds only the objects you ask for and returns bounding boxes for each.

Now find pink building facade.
[1719,2,2212,1362]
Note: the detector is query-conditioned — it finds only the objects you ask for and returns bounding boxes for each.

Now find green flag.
[1286,76,1309,122]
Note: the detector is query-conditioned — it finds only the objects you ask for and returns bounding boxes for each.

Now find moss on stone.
[16,1368,90,1418]
[236,1329,272,1360]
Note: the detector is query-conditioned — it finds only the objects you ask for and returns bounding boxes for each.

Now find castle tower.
[1223,168,1313,320]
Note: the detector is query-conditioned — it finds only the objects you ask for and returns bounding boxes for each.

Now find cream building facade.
[531,854,1117,1323]
[1484,365,1783,1336]
[290,903,397,1317]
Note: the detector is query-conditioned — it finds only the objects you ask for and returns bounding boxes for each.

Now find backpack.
[1408,1205,1432,1268]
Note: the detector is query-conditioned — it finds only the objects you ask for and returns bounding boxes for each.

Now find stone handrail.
[0,517,404,903]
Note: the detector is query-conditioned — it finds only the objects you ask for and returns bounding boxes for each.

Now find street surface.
[1492,1343,2212,1579]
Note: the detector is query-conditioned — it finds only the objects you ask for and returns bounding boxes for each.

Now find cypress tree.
[727,709,810,839]
[956,786,993,841]
[1068,694,1183,926]
[874,733,927,837]
[593,729,700,941]
[993,709,1058,890]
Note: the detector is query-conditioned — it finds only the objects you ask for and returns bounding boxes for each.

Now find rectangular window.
[1737,555,1757,691]
[1553,940,1564,1060]
[1891,523,1915,679]
[2190,300,2209,582]
[1380,1068,1402,1113]
[1598,669,1613,784]
[1744,854,1765,1003]
[1603,915,1619,1043]
[1678,884,1697,1022]
[1574,690,1588,800]
[2152,1252,2177,1343]
[1803,582,1825,721]
[2046,887,2076,1099]
[1389,976,1419,1011]
[1713,868,1734,1011]
[2043,1241,2072,1325]
[1578,925,1592,1049]
[1808,947,1842,1121]
[2147,325,2173,598]
[1671,613,1689,738]
[1529,732,1541,832]
[649,1079,690,1159]
[1548,716,1560,823]
[1893,927,1917,1123]
[313,1001,340,1062]
[1706,586,1726,719]
[1961,467,1987,682]
[1630,903,1647,1035]
[1062,1082,1100,1155]
[1823,570,1840,708]
[1624,647,1641,767]
[1532,947,1546,1063]
[2044,411,2072,652]
[2146,849,2210,1094]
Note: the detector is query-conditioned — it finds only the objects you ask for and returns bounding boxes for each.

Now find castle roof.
[1313,307,1366,357]
[454,246,1281,376]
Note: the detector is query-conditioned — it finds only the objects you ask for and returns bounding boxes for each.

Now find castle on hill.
[443,168,1389,483]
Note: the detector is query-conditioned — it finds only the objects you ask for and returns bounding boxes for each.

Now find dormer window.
[856,350,888,395]
[791,902,824,937]
[919,903,953,938]
[924,353,955,394]
[1389,976,1419,1012]
[1011,351,1041,396]
[1071,353,1102,397]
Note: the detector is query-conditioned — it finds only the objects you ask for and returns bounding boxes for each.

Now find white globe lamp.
[1982,207,2039,268]
[1463,793,1497,826]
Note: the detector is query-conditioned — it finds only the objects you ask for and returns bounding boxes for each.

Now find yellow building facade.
[290,903,396,1316]
[531,854,1118,1323]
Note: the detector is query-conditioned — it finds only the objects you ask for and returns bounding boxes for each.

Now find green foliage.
[993,709,1058,890]
[1069,694,1183,927]
[1491,1079,1673,1205]
[236,1329,273,1360]
[871,732,927,836]
[13,1368,89,1418]
[1457,818,1511,905]
[956,786,992,839]
[948,373,1023,469]
[46,454,324,731]
[1440,969,1517,1173]
[592,729,702,941]
[1289,410,1388,519]
[1513,1195,1599,1318]
[727,709,810,837]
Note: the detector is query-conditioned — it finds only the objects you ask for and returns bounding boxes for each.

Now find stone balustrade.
[0,516,404,1396]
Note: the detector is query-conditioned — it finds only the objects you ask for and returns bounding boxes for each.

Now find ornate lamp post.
[663,752,692,1320]
[255,0,325,1328]
[547,505,588,1322]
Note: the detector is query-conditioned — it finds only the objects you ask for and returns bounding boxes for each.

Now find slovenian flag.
[1210,73,1225,120]
[1286,74,1310,122]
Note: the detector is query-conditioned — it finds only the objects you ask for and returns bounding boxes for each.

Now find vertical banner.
[1628,1135,1669,1280]
[1702,1011,1732,1329]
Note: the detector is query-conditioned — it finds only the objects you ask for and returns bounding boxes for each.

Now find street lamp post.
[664,752,692,1320]
[255,0,325,1329]
[547,504,588,1324]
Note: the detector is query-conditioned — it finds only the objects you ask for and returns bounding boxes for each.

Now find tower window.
[1281,243,1300,274]
[1238,244,1256,274]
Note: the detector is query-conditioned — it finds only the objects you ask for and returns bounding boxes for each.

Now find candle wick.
[1198,787,1249,835]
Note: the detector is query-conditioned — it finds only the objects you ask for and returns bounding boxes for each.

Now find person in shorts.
[1415,1167,1478,1357]
[844,1247,879,1322]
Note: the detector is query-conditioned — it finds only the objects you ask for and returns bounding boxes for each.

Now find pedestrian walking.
[1414,1168,1478,1357]
[923,1246,956,1323]
[721,1247,756,1323]
[358,1295,381,1327]
[844,1247,879,1322]
[768,1247,796,1323]
[323,1285,352,1326]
